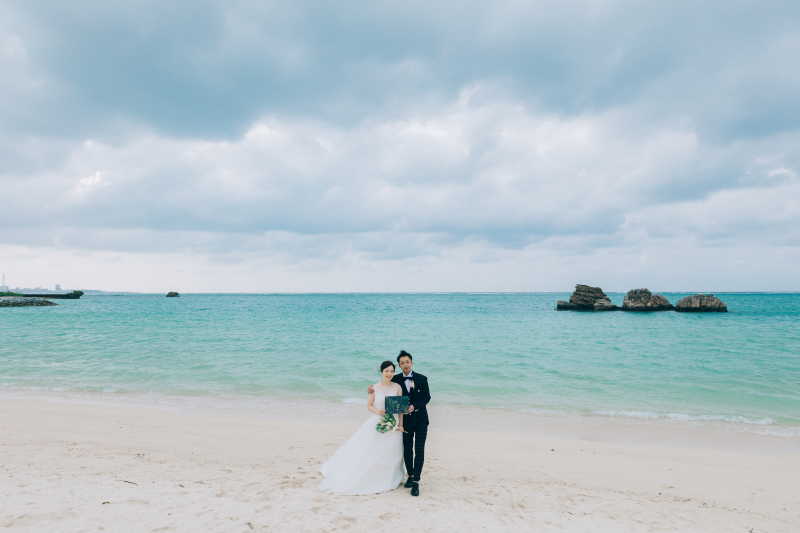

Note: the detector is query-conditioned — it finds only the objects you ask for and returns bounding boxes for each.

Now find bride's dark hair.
[380,360,395,372]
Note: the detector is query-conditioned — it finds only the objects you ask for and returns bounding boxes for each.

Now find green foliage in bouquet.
[375,413,397,433]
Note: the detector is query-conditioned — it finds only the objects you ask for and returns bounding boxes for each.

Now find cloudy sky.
[2,1,799,292]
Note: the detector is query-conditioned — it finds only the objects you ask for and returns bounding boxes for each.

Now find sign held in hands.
[384,396,409,414]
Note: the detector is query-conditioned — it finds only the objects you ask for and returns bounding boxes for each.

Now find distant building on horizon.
[3,283,72,293]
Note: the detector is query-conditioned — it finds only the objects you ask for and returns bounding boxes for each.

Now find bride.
[319,361,405,495]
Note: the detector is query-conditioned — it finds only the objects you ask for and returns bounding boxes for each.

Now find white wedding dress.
[319,382,404,495]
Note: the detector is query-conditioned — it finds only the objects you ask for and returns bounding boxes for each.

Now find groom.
[368,350,430,497]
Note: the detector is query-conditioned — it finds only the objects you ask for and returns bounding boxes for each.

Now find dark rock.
[675,294,728,312]
[166,291,180,297]
[556,284,617,311]
[0,297,58,307]
[593,299,617,311]
[622,289,674,311]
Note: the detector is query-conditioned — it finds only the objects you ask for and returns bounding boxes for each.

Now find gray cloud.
[5,1,799,139]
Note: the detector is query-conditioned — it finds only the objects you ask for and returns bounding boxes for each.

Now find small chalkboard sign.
[384,396,409,414]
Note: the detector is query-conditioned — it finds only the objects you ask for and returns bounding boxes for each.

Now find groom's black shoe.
[410,482,419,497]
[404,477,414,488]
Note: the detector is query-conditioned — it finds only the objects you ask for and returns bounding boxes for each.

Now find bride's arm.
[367,392,384,415]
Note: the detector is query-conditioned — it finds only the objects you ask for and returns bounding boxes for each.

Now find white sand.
[2,399,799,532]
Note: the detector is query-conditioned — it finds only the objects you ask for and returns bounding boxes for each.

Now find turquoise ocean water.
[2,293,799,437]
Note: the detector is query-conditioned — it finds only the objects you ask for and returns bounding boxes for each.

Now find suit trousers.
[402,424,427,481]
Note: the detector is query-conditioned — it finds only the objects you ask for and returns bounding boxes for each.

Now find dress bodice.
[372,381,398,410]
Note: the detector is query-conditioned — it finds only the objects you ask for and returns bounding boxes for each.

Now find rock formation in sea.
[0,297,58,307]
[674,294,728,312]
[621,289,674,311]
[556,284,617,311]
[166,291,180,297]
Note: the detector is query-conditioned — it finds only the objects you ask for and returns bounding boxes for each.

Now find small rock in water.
[675,294,728,312]
[622,288,674,311]
[0,297,58,307]
[166,291,180,297]
[556,284,617,311]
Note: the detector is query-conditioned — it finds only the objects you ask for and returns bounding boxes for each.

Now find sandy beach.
[2,399,798,532]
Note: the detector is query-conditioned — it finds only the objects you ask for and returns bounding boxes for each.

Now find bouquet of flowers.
[376,413,397,433]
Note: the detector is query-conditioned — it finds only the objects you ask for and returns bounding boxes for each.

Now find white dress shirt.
[402,371,413,393]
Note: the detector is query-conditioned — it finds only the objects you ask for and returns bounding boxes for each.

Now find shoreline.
[2,387,798,454]
[2,398,798,532]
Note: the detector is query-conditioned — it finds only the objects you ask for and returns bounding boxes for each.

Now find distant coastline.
[14,290,84,300]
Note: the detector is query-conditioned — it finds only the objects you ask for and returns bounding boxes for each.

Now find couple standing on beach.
[319,350,431,497]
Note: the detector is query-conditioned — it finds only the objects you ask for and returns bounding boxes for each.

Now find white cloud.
[4,93,714,237]
[74,171,108,195]
[2,89,799,290]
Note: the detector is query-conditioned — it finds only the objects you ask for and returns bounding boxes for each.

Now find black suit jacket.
[392,372,430,427]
